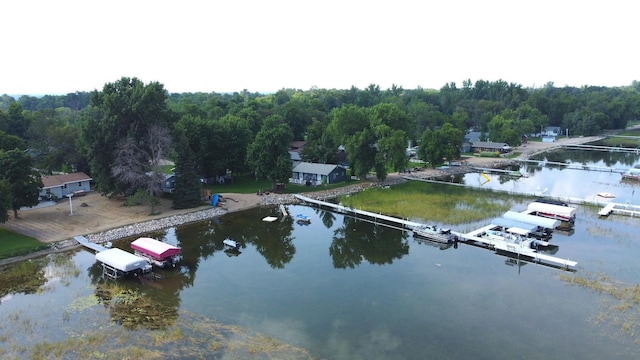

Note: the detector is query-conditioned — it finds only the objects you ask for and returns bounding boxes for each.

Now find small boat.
[295,213,311,224]
[223,238,240,250]
[621,168,640,181]
[597,192,616,198]
[412,225,457,244]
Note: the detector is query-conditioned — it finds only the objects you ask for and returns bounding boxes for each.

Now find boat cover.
[95,248,149,272]
[502,211,560,229]
[491,218,538,233]
[131,237,181,260]
[527,202,576,219]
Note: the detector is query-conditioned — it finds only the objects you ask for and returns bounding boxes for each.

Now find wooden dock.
[294,195,578,270]
[294,194,423,229]
[598,202,640,217]
[74,235,109,253]
[472,167,525,177]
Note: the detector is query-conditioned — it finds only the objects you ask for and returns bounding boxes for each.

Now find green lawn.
[0,228,48,260]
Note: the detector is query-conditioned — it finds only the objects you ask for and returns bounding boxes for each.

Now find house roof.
[41,172,92,189]
[293,162,343,176]
[471,141,510,149]
[289,140,307,151]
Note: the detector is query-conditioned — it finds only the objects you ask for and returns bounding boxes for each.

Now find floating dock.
[598,202,640,217]
[294,195,578,270]
[463,225,577,269]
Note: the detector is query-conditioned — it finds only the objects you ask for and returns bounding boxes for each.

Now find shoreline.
[0,136,603,267]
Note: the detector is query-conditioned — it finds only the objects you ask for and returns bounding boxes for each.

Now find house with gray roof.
[40,172,92,200]
[290,162,347,186]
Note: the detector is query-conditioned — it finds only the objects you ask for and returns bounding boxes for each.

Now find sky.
[2,0,638,96]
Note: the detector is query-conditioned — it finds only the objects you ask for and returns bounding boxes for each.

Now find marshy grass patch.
[561,272,640,343]
[338,181,526,225]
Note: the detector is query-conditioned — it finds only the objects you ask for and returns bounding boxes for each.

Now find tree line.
[1,78,639,222]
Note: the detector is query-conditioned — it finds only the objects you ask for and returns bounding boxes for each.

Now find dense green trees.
[79,77,171,196]
[246,116,294,186]
[0,77,639,220]
[172,133,203,209]
[0,149,42,218]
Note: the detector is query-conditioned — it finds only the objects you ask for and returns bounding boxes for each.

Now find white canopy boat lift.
[95,248,152,279]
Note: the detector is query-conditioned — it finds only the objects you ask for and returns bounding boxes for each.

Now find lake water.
[2,148,640,359]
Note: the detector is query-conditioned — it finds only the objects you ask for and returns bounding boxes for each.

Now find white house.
[40,172,92,200]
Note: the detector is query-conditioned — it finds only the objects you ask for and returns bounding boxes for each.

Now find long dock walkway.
[294,195,578,270]
[74,235,109,253]
[598,202,640,217]
[294,194,423,229]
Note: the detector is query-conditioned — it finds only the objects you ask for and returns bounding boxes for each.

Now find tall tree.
[418,123,462,168]
[112,125,172,214]
[0,149,42,218]
[246,115,294,186]
[80,77,171,195]
[172,133,202,209]
[0,179,11,223]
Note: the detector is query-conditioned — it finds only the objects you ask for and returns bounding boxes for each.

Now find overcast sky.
[2,0,637,96]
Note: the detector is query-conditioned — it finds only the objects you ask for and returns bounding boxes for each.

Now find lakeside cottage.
[40,172,92,200]
[290,162,347,186]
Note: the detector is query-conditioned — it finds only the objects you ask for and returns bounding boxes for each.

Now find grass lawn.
[0,228,48,260]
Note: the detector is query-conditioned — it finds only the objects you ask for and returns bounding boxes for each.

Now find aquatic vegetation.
[561,272,640,343]
[338,181,525,225]
[23,311,315,359]
[0,261,46,298]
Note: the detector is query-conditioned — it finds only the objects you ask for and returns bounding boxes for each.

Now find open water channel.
[1,146,640,359]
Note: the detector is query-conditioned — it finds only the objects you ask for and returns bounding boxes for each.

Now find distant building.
[471,141,511,154]
[40,172,92,200]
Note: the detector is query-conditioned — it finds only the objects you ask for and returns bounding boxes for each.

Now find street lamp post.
[67,194,73,215]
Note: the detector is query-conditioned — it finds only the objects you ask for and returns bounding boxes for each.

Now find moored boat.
[296,213,311,224]
[412,225,457,244]
[622,168,640,181]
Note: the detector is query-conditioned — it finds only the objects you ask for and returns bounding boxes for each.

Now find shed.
[40,172,92,200]
[290,162,347,185]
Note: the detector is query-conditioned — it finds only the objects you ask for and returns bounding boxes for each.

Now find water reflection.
[330,216,409,268]
[455,148,640,203]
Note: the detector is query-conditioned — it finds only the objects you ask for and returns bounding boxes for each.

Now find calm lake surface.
[2,147,640,359]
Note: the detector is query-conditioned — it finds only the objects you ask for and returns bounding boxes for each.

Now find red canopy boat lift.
[130,237,181,268]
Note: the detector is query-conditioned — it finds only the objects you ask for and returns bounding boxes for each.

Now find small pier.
[74,236,109,253]
[514,158,626,174]
[562,143,640,154]
[598,202,640,217]
[463,225,577,269]
[294,195,578,270]
[472,167,524,177]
